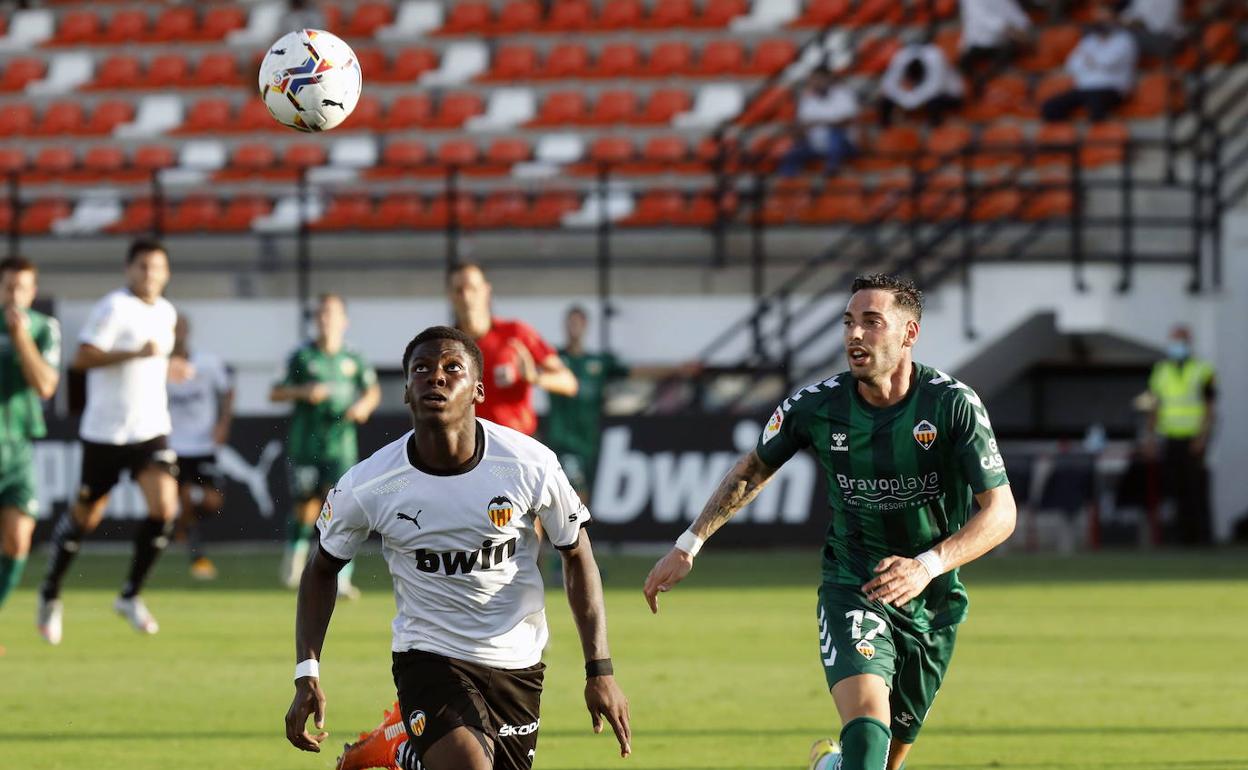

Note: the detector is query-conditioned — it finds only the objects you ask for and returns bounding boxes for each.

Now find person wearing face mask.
[1040,5,1138,123]
[1145,325,1217,545]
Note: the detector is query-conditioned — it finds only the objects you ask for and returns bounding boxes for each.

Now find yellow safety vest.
[1148,358,1215,439]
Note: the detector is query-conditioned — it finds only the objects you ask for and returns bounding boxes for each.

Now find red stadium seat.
[382,95,434,130]
[166,197,225,233]
[638,89,691,124]
[284,143,328,170]
[483,137,531,167]
[1033,73,1075,115]
[217,196,272,231]
[1019,25,1081,71]
[1022,172,1073,220]
[587,136,635,165]
[149,6,196,42]
[1082,122,1128,167]
[494,0,542,33]
[144,53,190,88]
[921,123,974,170]
[647,0,696,28]
[541,43,590,79]
[21,200,71,234]
[91,55,143,90]
[1121,73,1176,118]
[793,0,851,27]
[595,0,644,29]
[197,6,246,41]
[623,190,685,226]
[425,193,478,229]
[227,143,277,176]
[747,39,798,76]
[436,139,480,166]
[934,27,961,63]
[84,100,134,135]
[430,92,483,129]
[845,0,901,25]
[483,45,539,81]
[133,144,176,172]
[854,35,901,75]
[738,86,794,125]
[103,10,149,44]
[353,49,388,81]
[593,43,642,77]
[192,53,240,87]
[1035,122,1079,167]
[973,123,1025,169]
[634,135,690,173]
[696,40,746,75]
[381,48,438,82]
[477,192,529,228]
[646,41,693,76]
[31,147,75,180]
[587,90,639,125]
[439,2,491,35]
[0,104,35,137]
[972,188,1022,222]
[532,91,588,126]
[49,10,101,45]
[37,101,84,136]
[342,95,383,130]
[367,140,430,178]
[177,98,233,135]
[345,2,394,37]
[529,192,579,226]
[964,74,1030,120]
[371,194,425,228]
[313,195,374,231]
[856,126,921,171]
[0,148,26,174]
[698,0,748,27]
[547,0,593,31]
[802,180,868,224]
[1,58,46,92]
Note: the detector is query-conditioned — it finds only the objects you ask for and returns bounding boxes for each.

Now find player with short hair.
[38,239,180,644]
[272,293,380,597]
[167,313,235,581]
[0,257,61,645]
[284,325,630,770]
[643,274,1016,770]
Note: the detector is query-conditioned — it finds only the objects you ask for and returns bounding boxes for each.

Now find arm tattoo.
[691,452,778,539]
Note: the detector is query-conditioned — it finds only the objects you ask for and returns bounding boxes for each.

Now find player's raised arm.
[560,530,632,758]
[642,449,780,614]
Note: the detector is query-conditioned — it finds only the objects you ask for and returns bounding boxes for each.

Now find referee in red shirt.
[448,263,578,434]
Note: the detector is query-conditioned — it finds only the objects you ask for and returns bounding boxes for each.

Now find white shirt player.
[168,351,233,458]
[317,419,590,670]
[78,288,177,445]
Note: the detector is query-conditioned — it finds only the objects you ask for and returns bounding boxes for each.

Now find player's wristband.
[585,658,614,678]
[294,659,320,681]
[674,528,704,557]
[914,550,946,579]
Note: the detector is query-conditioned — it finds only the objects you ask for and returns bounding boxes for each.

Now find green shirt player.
[0,257,61,639]
[271,293,379,597]
[644,274,1017,770]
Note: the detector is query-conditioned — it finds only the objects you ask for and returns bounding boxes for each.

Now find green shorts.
[817,583,958,744]
[0,441,38,517]
[288,456,354,502]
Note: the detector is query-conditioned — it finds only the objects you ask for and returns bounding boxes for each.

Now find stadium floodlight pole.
[296,168,311,335]
[596,163,612,353]
[6,171,19,258]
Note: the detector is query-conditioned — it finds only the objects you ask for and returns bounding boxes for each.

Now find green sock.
[0,555,27,610]
[839,716,891,770]
[287,519,315,548]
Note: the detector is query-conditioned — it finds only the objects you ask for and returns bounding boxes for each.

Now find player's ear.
[903,318,920,347]
[474,381,485,403]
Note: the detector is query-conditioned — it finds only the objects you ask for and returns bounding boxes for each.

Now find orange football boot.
[337,700,406,770]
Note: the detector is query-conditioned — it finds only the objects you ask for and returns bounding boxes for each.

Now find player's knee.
[839,716,892,770]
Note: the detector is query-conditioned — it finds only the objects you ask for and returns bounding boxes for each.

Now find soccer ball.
[258,29,362,132]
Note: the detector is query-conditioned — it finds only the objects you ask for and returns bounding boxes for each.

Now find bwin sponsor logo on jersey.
[498,718,540,738]
[413,538,518,575]
[835,471,941,504]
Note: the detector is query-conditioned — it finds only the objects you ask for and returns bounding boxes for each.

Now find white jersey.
[168,351,233,458]
[318,419,590,669]
[78,288,177,445]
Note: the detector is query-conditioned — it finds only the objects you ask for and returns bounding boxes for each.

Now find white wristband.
[914,550,945,579]
[674,529,704,557]
[294,659,320,681]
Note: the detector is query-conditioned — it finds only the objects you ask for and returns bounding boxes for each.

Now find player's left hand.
[284,677,329,753]
[861,555,932,607]
[508,339,539,385]
[585,675,632,758]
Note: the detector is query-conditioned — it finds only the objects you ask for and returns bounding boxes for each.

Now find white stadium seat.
[27,52,94,96]
[673,84,745,129]
[226,2,284,47]
[466,88,536,132]
[731,0,801,32]
[420,42,488,87]
[308,136,378,183]
[562,189,634,228]
[0,9,55,51]
[114,95,184,139]
[252,194,325,232]
[52,195,122,236]
[376,1,444,40]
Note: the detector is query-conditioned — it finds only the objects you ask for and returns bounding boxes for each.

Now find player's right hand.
[285,677,328,752]
[642,548,694,614]
[305,383,331,404]
[137,340,160,358]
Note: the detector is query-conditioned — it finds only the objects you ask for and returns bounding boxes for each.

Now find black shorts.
[79,436,177,503]
[176,455,224,492]
[392,649,544,770]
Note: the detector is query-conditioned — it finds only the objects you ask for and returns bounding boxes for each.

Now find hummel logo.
[830,433,849,452]
[396,510,422,529]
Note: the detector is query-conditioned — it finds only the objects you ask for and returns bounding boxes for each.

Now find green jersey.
[277,342,377,465]
[756,362,1008,632]
[545,349,628,457]
[0,309,60,442]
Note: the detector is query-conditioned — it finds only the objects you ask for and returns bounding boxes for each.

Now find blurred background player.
[448,263,577,437]
[38,239,178,644]
[0,257,60,652]
[167,313,235,581]
[644,274,1016,770]
[1144,324,1217,545]
[271,293,379,598]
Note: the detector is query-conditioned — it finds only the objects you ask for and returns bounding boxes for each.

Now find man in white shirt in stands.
[1041,6,1139,122]
[167,313,235,581]
[284,325,631,770]
[37,239,179,644]
[957,0,1032,72]
[780,65,860,177]
[879,42,966,126]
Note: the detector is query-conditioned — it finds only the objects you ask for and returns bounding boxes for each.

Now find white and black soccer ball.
[258,29,362,132]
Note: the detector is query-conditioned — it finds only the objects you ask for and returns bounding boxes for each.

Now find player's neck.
[856,359,914,408]
[458,313,491,339]
[317,336,343,354]
[565,339,585,355]
[127,286,159,304]
[410,419,482,473]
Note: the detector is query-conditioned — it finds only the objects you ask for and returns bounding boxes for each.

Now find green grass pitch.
[1,547,1246,769]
